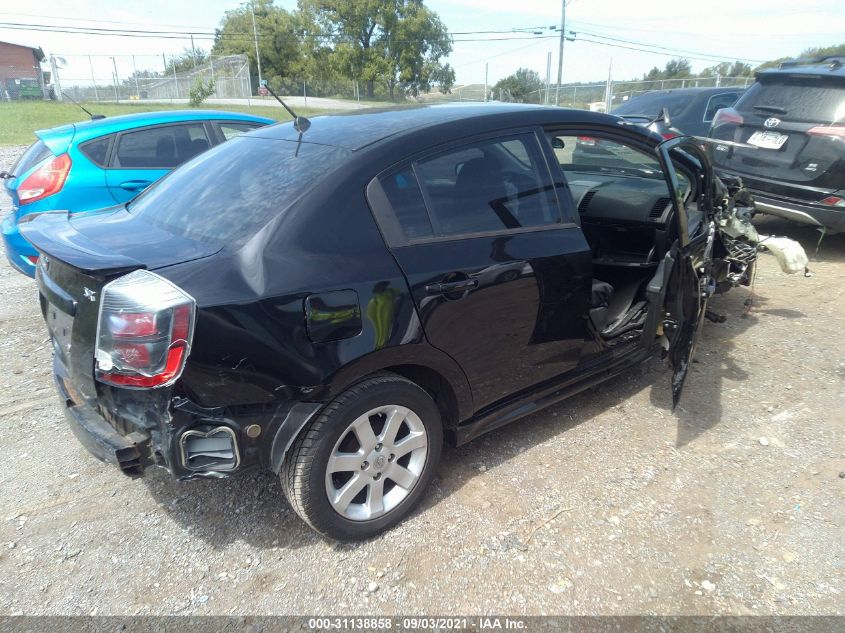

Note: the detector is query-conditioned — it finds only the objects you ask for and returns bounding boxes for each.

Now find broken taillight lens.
[17,153,71,205]
[95,270,195,389]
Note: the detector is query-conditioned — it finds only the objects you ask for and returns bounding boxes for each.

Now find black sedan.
[23,104,760,540]
[613,86,745,137]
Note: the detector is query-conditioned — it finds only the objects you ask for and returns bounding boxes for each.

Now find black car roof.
[246,103,621,151]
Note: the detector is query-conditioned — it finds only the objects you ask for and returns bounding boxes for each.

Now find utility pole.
[544,51,552,105]
[131,55,140,98]
[88,55,98,102]
[110,56,119,102]
[249,1,263,89]
[554,0,566,106]
[50,55,63,102]
[190,34,198,69]
[604,57,613,113]
[484,63,488,102]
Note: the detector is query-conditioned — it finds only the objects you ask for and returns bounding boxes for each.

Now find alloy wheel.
[325,405,428,521]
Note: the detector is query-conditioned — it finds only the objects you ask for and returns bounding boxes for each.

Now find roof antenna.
[260,80,310,133]
[62,91,105,120]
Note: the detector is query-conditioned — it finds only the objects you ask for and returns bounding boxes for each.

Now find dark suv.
[23,104,759,540]
[709,57,845,233]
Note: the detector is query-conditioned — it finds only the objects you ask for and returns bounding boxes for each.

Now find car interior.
[550,133,695,346]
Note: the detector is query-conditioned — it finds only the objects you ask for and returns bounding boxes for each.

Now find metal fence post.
[172,62,179,101]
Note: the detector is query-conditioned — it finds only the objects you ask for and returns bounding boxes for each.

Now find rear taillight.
[661,132,677,140]
[807,125,845,139]
[820,196,845,207]
[95,270,196,389]
[576,136,597,146]
[17,153,71,205]
[711,108,743,128]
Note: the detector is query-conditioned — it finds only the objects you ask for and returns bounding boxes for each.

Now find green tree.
[166,47,209,74]
[212,0,306,92]
[300,0,454,100]
[494,68,543,103]
[663,58,692,79]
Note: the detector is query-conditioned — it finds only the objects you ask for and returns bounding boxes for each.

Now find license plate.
[747,130,788,150]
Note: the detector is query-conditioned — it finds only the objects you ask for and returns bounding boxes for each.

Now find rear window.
[613,92,692,118]
[126,136,349,245]
[738,77,845,122]
[12,140,53,177]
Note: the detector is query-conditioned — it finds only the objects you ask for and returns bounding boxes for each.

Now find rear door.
[367,130,593,411]
[105,122,212,203]
[652,137,716,407]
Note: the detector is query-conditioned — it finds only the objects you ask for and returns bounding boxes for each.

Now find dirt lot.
[0,144,842,616]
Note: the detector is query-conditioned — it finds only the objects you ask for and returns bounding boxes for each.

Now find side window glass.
[703,93,738,122]
[415,134,561,237]
[79,135,113,167]
[219,122,263,141]
[112,124,209,169]
[379,167,434,241]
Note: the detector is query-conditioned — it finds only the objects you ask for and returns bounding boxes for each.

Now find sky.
[0,0,843,89]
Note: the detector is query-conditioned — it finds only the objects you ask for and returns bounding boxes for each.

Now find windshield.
[613,91,693,117]
[127,136,350,246]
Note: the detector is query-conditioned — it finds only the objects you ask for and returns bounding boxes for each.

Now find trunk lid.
[20,207,221,274]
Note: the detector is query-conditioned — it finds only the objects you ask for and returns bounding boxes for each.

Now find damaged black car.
[23,104,784,540]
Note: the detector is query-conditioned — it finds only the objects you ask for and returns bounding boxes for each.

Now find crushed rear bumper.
[54,368,152,477]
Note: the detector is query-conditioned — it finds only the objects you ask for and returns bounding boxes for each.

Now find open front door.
[655,137,717,408]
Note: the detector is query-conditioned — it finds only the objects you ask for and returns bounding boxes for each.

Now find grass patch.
[0,101,328,145]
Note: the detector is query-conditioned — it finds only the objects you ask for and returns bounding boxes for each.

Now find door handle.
[425,278,478,295]
[119,180,152,191]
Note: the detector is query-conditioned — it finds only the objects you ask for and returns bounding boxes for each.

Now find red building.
[0,40,46,100]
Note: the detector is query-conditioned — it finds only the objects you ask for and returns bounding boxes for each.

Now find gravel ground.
[0,144,843,616]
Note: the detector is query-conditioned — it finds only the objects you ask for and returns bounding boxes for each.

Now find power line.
[575,30,766,64]
[0,18,767,64]
[0,11,219,31]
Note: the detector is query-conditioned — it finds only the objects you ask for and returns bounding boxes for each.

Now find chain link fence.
[52,54,251,103]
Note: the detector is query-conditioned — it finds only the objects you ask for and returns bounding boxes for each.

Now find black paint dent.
[305,289,362,343]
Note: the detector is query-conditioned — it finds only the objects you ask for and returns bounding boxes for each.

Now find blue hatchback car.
[1,109,274,277]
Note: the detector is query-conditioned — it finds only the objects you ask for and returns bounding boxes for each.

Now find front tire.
[281,374,443,540]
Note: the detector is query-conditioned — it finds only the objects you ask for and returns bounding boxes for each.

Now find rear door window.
[414,133,562,237]
[379,167,434,241]
[111,124,211,169]
[737,78,845,122]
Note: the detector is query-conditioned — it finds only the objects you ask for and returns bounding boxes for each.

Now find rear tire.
[281,374,443,540]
